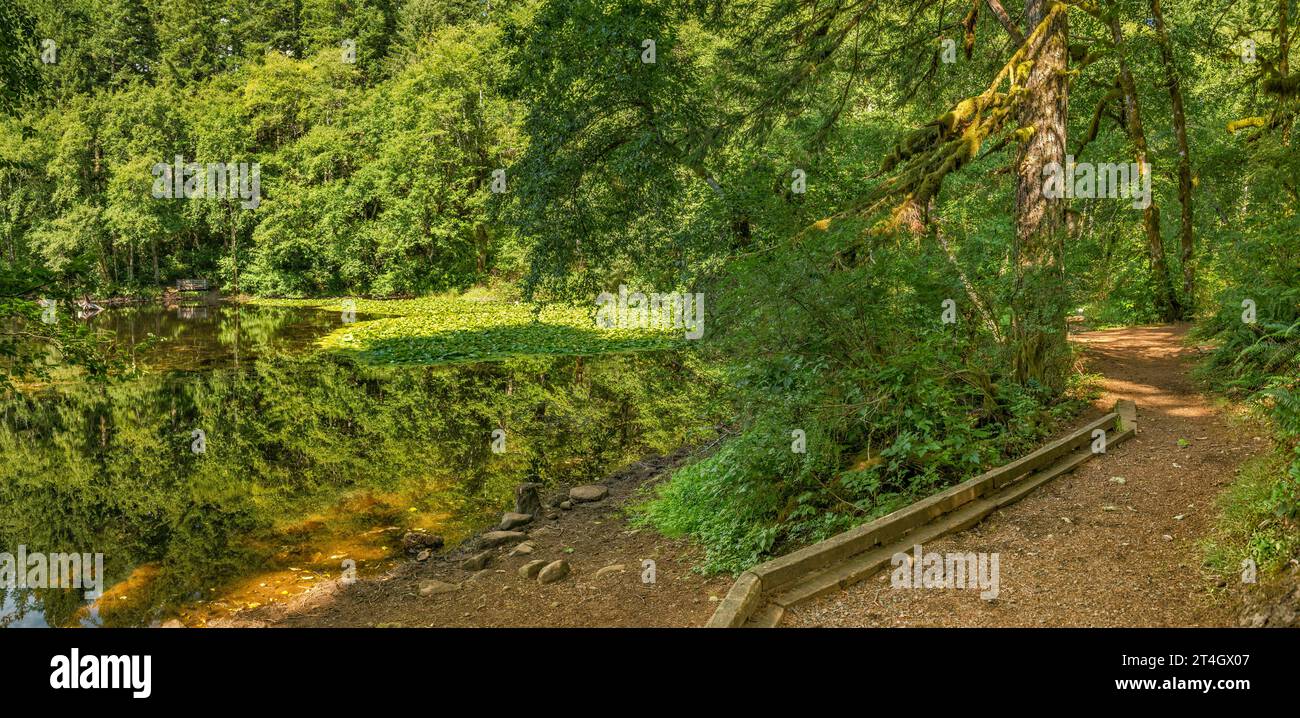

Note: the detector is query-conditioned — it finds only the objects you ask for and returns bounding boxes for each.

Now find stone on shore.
[538,560,571,584]
[569,485,608,503]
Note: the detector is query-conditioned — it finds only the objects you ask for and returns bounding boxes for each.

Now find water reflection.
[87,302,356,371]
[0,349,713,627]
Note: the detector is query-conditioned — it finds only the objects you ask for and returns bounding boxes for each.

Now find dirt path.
[787,324,1248,627]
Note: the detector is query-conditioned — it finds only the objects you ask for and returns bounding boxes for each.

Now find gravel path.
[786,324,1243,627]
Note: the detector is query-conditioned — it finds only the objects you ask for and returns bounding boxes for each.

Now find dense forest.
[1,0,1296,587]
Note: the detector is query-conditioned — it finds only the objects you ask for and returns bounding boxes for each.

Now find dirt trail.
[788,324,1248,627]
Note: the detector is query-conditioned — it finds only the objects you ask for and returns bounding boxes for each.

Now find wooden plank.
[705,571,763,627]
[744,603,785,628]
[752,412,1119,590]
[1115,399,1137,433]
[768,426,1137,612]
[771,494,1001,607]
[993,428,1134,509]
[990,412,1118,488]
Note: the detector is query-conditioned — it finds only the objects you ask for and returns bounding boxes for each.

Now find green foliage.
[1205,450,1299,580]
[1194,172,1300,564]
[254,295,682,365]
[2,2,514,297]
[636,225,1092,573]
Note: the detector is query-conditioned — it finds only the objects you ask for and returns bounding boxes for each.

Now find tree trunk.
[1010,0,1070,394]
[229,205,239,296]
[1149,0,1196,316]
[1280,0,1292,144]
[1108,8,1181,321]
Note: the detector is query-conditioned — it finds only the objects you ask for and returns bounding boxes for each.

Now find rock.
[1238,578,1300,627]
[280,578,348,614]
[499,512,534,531]
[479,530,528,548]
[538,560,571,584]
[519,560,548,579]
[509,541,535,556]
[559,501,572,511]
[401,530,444,553]
[467,569,493,582]
[515,482,544,517]
[461,550,493,571]
[160,619,184,628]
[569,485,609,503]
[416,549,431,562]
[206,617,268,628]
[594,564,625,579]
[418,579,460,597]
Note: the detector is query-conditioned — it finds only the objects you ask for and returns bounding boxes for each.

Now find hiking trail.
[787,324,1248,627]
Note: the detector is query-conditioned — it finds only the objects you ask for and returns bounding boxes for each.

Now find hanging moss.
[1227,117,1268,133]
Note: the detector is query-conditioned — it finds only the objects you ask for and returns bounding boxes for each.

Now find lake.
[0,303,713,627]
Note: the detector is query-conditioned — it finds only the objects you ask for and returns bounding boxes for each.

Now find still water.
[0,303,711,627]
[85,301,357,371]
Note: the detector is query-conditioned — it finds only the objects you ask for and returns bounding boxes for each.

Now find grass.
[251,294,684,366]
[1204,448,1299,581]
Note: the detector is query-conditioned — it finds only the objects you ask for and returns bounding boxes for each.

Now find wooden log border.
[706,399,1138,627]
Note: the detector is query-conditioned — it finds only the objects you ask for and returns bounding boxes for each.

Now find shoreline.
[206,446,733,628]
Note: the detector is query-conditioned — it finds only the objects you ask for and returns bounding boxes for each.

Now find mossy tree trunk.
[1010,0,1070,395]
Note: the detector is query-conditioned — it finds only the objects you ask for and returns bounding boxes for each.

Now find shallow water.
[0,305,710,627]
